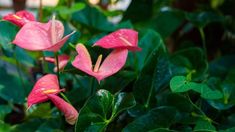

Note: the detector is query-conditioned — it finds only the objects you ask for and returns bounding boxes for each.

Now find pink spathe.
[43,54,70,72]
[3,10,35,27]
[47,94,79,125]
[72,44,128,82]
[12,20,75,51]
[93,29,141,51]
[27,74,63,108]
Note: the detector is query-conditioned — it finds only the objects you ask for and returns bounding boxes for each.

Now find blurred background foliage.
[0,0,235,131]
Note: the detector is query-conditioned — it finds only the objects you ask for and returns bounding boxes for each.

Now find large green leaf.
[124,106,178,132]
[75,89,136,132]
[72,6,115,31]
[193,119,216,132]
[0,105,12,120]
[0,65,26,104]
[0,121,13,132]
[0,21,19,50]
[186,12,224,28]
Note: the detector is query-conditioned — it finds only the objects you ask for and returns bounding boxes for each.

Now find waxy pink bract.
[93,29,141,51]
[72,44,128,82]
[3,10,35,27]
[43,55,69,72]
[47,94,79,125]
[27,74,64,109]
[12,20,75,51]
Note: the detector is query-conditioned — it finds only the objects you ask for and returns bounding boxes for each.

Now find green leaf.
[132,30,168,111]
[219,127,235,132]
[124,106,178,132]
[170,76,191,92]
[0,21,19,50]
[0,66,26,104]
[0,121,13,132]
[72,6,115,31]
[186,12,224,28]
[100,70,136,93]
[56,3,86,19]
[170,47,208,81]
[0,105,12,120]
[194,119,216,132]
[27,103,52,119]
[75,89,136,132]
[170,76,223,99]
[151,8,185,37]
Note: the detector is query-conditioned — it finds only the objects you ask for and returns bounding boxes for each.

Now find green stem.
[60,92,71,104]
[199,28,207,59]
[144,85,154,108]
[55,52,60,85]
[90,78,96,96]
[187,94,206,116]
[38,0,43,22]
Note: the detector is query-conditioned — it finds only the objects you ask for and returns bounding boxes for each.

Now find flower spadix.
[12,15,75,51]
[72,44,128,82]
[27,74,64,109]
[3,10,35,27]
[93,29,141,51]
[47,94,79,125]
[42,55,69,72]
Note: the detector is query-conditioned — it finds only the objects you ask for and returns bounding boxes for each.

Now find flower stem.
[199,27,207,59]
[38,0,43,22]
[60,92,71,104]
[55,52,60,85]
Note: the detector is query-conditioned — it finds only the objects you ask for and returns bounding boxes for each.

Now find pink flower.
[93,29,141,51]
[12,16,75,51]
[27,74,64,109]
[72,44,128,82]
[42,55,69,72]
[3,10,35,27]
[47,94,79,125]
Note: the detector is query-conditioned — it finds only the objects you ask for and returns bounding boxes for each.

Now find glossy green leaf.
[194,119,216,132]
[75,89,136,132]
[132,30,168,112]
[72,6,115,31]
[0,105,12,120]
[0,121,13,132]
[124,106,178,132]
[170,47,208,81]
[0,66,26,104]
[0,21,19,50]
[186,12,224,28]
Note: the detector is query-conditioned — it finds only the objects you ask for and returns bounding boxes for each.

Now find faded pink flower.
[42,55,69,72]
[12,16,75,51]
[47,94,79,125]
[27,74,64,109]
[3,10,35,27]
[72,44,128,82]
[93,29,141,51]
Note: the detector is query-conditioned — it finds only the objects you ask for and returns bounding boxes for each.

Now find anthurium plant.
[0,0,235,132]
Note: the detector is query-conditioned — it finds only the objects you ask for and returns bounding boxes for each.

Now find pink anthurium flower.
[47,94,79,125]
[42,55,69,72]
[72,44,128,82]
[93,29,141,51]
[27,74,64,109]
[12,15,75,51]
[3,10,35,27]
